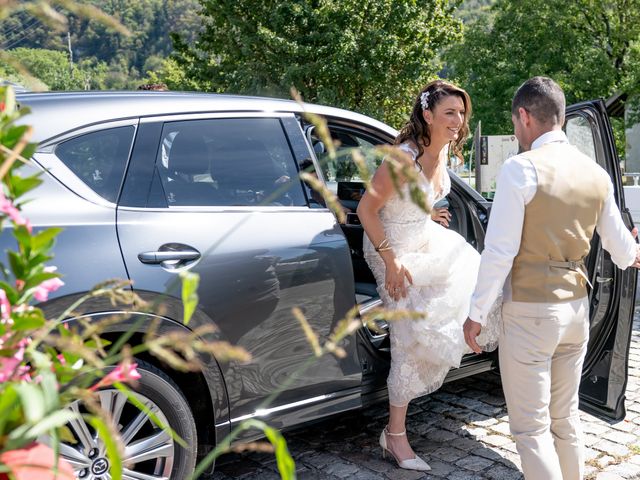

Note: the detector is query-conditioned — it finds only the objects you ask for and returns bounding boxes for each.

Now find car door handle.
[138,250,201,264]
[596,276,613,284]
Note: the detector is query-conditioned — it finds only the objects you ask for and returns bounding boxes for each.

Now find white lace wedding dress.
[363,143,500,406]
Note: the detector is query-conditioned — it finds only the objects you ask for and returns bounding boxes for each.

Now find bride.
[357,80,499,471]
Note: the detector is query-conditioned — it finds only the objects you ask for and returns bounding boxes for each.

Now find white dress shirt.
[469,130,637,325]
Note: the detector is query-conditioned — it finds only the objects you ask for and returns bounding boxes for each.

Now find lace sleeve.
[397,142,418,160]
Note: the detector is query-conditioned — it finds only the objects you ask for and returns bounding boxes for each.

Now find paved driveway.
[210,305,640,480]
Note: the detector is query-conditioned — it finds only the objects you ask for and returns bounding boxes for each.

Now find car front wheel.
[54,360,197,479]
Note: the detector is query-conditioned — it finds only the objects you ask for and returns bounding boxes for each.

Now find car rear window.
[55,126,135,203]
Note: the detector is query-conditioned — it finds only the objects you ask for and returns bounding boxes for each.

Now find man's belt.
[548,259,592,288]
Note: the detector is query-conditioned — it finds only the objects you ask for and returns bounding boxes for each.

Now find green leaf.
[85,337,111,349]
[88,415,122,480]
[244,419,296,480]
[8,250,25,278]
[15,383,45,424]
[30,353,58,412]
[2,125,29,150]
[180,271,199,326]
[10,174,43,198]
[3,85,16,114]
[0,385,20,435]
[0,280,19,304]
[23,409,79,439]
[17,143,37,164]
[12,308,46,330]
[27,253,54,271]
[24,271,60,291]
[31,227,63,255]
[12,225,31,252]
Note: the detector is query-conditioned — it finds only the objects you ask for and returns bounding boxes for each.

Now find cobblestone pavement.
[209,305,640,480]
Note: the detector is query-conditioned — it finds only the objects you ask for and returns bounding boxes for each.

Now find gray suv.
[10,91,637,479]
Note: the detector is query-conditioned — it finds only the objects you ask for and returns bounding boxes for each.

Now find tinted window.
[157,118,306,207]
[565,115,597,162]
[55,126,134,202]
[312,128,382,189]
[311,126,383,212]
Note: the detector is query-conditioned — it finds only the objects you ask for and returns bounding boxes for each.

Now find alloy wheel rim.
[43,389,175,480]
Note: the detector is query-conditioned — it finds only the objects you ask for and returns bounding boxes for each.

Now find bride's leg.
[386,403,417,461]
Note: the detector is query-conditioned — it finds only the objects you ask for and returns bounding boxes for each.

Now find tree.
[0,48,108,90]
[170,0,463,127]
[0,0,202,89]
[447,0,640,136]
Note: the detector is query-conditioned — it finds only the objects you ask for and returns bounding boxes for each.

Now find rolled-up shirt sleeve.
[597,181,637,269]
[468,157,534,326]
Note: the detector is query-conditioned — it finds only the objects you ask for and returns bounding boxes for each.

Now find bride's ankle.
[385,425,407,436]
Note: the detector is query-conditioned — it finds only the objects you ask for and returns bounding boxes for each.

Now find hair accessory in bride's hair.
[420,91,431,111]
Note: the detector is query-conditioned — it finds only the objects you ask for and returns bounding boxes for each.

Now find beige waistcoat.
[510,142,609,303]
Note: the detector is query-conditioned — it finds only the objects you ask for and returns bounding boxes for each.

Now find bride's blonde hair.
[396,80,472,167]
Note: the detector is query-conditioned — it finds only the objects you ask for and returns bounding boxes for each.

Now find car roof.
[16,91,397,143]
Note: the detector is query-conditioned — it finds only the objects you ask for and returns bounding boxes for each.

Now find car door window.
[55,126,134,203]
[156,118,306,207]
[313,128,382,194]
[310,126,385,220]
[565,115,599,164]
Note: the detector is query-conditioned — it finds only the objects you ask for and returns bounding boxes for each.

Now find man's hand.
[463,318,483,354]
[632,227,640,269]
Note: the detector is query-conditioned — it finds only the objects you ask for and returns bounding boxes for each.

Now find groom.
[463,76,640,479]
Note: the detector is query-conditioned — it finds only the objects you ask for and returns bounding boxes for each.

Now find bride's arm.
[357,161,413,300]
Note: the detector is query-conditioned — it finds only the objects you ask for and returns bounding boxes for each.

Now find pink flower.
[0,356,22,382]
[0,343,29,383]
[0,289,10,321]
[90,362,141,391]
[0,192,31,233]
[33,266,64,302]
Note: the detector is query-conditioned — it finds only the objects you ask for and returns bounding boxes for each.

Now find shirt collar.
[531,130,569,150]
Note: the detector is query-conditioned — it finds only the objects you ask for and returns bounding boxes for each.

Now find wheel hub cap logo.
[91,458,109,475]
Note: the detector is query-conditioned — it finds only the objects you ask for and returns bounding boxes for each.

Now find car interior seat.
[165,130,218,206]
[211,136,291,206]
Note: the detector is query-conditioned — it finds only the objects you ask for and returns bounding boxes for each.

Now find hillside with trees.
[0,0,201,90]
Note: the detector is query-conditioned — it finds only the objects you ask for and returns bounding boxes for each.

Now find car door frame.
[300,113,499,402]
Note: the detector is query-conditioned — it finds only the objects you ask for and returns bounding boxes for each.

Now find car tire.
[130,360,198,479]
[53,359,198,479]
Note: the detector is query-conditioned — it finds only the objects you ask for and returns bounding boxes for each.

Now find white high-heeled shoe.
[379,427,431,471]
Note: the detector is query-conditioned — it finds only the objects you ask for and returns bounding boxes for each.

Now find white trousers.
[500,298,589,480]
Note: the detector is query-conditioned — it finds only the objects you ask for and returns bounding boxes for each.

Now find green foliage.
[455,0,496,24]
[0,0,202,89]
[180,271,199,326]
[170,0,463,127]
[0,47,108,90]
[246,419,296,480]
[447,0,640,140]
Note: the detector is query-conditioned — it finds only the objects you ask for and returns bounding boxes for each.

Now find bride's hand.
[431,207,451,227]
[384,259,413,300]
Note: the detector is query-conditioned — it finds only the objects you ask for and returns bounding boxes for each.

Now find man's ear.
[518,107,531,126]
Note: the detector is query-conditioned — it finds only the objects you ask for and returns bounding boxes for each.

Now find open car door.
[565,100,638,420]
